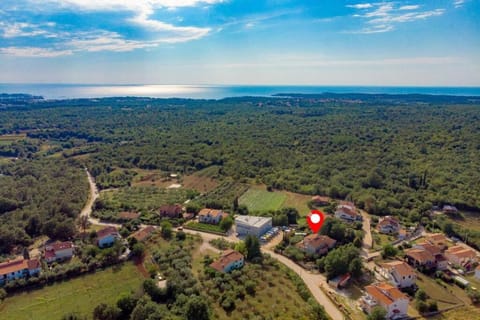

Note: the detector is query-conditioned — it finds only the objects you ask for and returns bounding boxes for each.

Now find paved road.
[180,228,345,320]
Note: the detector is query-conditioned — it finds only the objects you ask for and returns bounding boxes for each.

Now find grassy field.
[447,211,480,231]
[431,305,480,320]
[239,187,287,212]
[185,221,226,235]
[415,273,464,311]
[0,263,144,320]
[0,133,26,145]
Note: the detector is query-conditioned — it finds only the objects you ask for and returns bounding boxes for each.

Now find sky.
[0,0,479,85]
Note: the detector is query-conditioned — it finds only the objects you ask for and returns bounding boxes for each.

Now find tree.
[176,230,186,240]
[131,243,145,258]
[0,288,6,301]
[25,214,42,237]
[219,215,233,232]
[244,235,262,262]
[348,258,363,278]
[367,306,387,320]
[160,221,172,239]
[77,215,90,240]
[92,303,120,320]
[381,244,398,259]
[185,295,210,320]
[415,289,427,301]
[116,293,138,319]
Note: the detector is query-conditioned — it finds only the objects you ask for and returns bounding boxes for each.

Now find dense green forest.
[0,159,88,254]
[0,94,479,253]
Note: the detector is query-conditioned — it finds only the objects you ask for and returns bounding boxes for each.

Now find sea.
[1,84,480,100]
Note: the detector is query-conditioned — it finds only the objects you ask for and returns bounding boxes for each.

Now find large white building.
[235,215,272,237]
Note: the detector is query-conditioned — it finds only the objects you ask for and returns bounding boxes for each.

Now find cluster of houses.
[405,233,477,271]
[0,225,125,286]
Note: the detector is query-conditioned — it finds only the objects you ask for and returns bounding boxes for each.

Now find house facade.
[97,226,120,248]
[0,258,41,285]
[361,283,409,319]
[296,234,336,256]
[377,216,400,234]
[379,261,416,288]
[198,208,228,225]
[210,250,244,273]
[44,241,74,263]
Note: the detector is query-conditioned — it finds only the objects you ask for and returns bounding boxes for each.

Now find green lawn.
[0,263,144,320]
[415,273,464,311]
[185,221,226,235]
[239,187,287,212]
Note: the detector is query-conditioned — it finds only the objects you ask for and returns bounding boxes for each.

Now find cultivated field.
[182,166,220,193]
[0,263,144,320]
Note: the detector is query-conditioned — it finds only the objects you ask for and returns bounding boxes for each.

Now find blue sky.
[0,0,479,85]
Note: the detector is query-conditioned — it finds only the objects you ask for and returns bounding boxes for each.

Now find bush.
[415,300,428,313]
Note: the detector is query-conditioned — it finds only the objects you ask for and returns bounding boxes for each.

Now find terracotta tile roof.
[130,226,156,242]
[381,261,416,278]
[445,246,476,259]
[365,282,408,306]
[311,195,330,203]
[198,208,227,218]
[405,248,435,264]
[118,211,140,220]
[415,242,442,256]
[0,257,40,276]
[336,206,359,218]
[301,234,336,249]
[210,250,244,272]
[46,241,73,252]
[426,233,447,245]
[159,204,182,217]
[96,226,119,240]
[378,216,400,228]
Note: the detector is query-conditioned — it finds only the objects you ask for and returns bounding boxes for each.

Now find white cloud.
[399,5,420,10]
[453,0,465,8]
[0,46,72,57]
[67,31,157,52]
[348,2,445,34]
[347,3,373,9]
[0,22,57,38]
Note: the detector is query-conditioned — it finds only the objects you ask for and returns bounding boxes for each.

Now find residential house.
[0,257,41,285]
[44,241,74,264]
[335,202,362,222]
[296,234,336,256]
[442,205,459,214]
[377,216,400,234]
[130,226,156,242]
[379,261,416,288]
[444,245,477,267]
[311,195,331,206]
[413,241,447,270]
[425,233,448,250]
[159,204,183,218]
[210,250,244,273]
[405,249,436,270]
[361,282,409,319]
[96,226,120,248]
[198,208,228,225]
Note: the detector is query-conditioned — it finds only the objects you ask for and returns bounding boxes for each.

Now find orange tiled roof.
[0,257,40,276]
[302,234,336,249]
[130,226,156,242]
[365,282,408,306]
[381,261,416,278]
[198,208,227,218]
[46,241,73,252]
[96,226,119,239]
[415,242,442,256]
[405,248,435,264]
[210,250,244,272]
[445,246,476,259]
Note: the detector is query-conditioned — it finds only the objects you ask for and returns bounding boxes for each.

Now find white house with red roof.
[377,216,400,234]
[361,282,409,319]
[198,208,228,225]
[0,257,41,285]
[335,202,362,222]
[379,261,417,288]
[44,241,74,263]
[210,250,244,273]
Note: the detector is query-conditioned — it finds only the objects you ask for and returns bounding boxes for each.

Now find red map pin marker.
[307,210,325,234]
